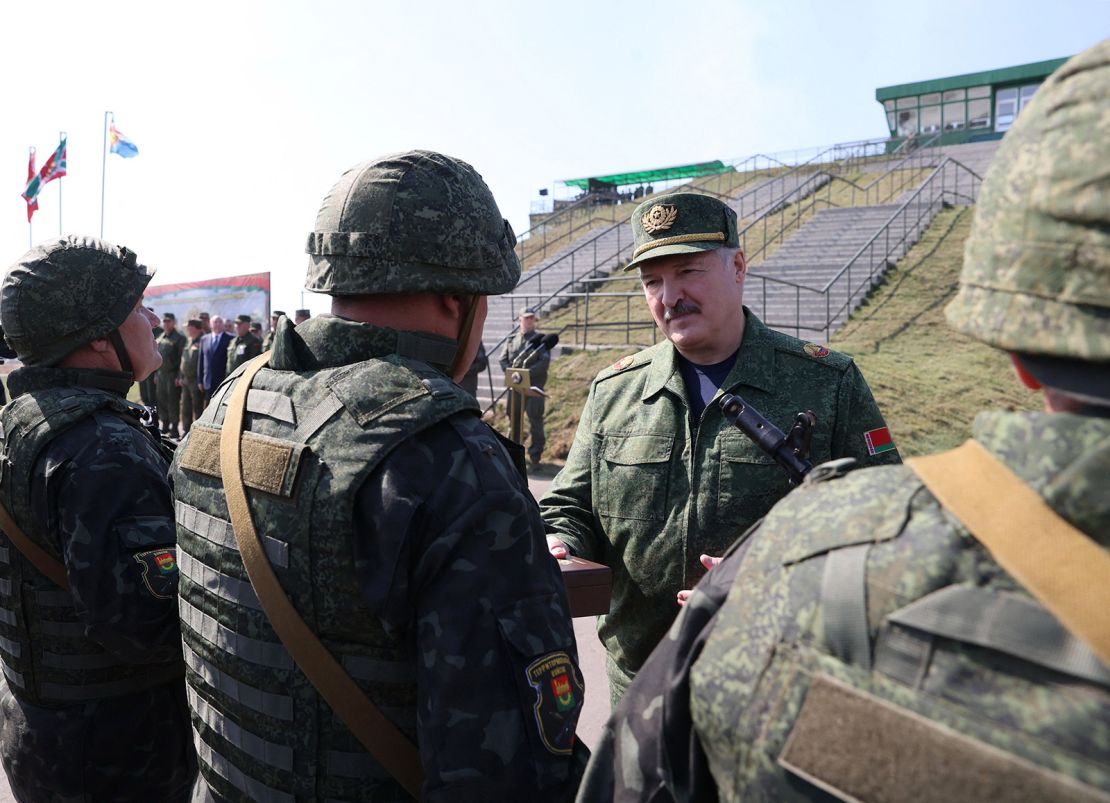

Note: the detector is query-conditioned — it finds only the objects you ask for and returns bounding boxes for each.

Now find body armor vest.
[173,352,477,802]
[0,382,180,703]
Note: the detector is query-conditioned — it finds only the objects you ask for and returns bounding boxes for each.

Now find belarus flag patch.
[864,427,895,455]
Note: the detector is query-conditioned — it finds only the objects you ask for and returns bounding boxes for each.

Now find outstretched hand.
[676,554,722,606]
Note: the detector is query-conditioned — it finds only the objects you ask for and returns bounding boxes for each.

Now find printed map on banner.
[142,272,270,325]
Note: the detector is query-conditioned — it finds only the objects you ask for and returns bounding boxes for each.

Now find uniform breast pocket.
[716,447,792,527]
[598,433,672,522]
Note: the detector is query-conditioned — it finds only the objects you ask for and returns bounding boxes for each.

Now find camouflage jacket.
[174,314,588,802]
[181,335,203,382]
[578,410,1110,802]
[225,331,262,374]
[0,366,195,802]
[156,328,187,376]
[540,310,899,695]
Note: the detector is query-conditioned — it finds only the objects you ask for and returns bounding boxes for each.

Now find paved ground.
[0,462,605,801]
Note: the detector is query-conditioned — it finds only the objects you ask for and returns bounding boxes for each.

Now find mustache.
[664,299,701,322]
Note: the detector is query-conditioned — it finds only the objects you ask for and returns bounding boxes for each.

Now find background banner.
[143,272,271,328]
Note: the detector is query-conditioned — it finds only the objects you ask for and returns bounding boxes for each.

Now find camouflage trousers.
[156,373,182,432]
[180,381,205,434]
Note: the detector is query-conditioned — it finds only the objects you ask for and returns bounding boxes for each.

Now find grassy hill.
[503,205,1040,462]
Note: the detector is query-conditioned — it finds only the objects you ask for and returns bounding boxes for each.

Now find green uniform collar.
[641,308,776,403]
[268,313,458,375]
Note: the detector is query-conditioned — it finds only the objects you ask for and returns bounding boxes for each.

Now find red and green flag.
[22,148,41,221]
[39,136,67,185]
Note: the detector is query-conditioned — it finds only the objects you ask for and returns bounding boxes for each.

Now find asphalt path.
[0,464,610,801]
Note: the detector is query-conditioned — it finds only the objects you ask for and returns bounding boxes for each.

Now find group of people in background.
[137,307,311,437]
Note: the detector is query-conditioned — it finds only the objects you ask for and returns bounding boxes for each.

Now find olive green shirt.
[155,329,186,377]
[540,310,899,690]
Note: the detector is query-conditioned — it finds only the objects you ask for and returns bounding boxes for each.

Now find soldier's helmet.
[305,150,520,296]
[1,236,154,366]
[947,40,1110,369]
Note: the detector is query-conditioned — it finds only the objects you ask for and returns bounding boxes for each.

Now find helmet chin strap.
[107,329,135,378]
[448,295,479,381]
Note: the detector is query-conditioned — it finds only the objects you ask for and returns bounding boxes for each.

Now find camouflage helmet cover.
[1,235,154,366]
[947,40,1110,361]
[305,150,521,296]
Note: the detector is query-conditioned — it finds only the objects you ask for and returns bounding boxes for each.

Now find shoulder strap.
[219,354,424,799]
[908,439,1110,670]
[0,502,70,590]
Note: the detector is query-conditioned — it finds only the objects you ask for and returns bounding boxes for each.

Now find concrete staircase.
[744,204,908,341]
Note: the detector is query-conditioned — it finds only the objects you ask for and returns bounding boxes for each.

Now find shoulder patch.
[864,426,896,455]
[803,343,830,359]
[526,651,584,755]
[133,547,178,599]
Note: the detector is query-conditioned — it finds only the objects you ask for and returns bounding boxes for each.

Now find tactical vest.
[0,384,182,704]
[173,353,478,803]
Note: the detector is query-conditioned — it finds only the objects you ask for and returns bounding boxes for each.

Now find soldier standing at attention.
[578,40,1110,802]
[0,236,195,802]
[156,311,187,438]
[501,308,551,467]
[138,307,161,407]
[225,313,261,374]
[173,150,588,801]
[262,309,284,351]
[179,317,206,432]
[542,191,899,703]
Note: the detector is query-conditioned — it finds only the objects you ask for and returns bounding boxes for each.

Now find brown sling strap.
[908,439,1110,670]
[219,354,424,798]
[0,503,70,590]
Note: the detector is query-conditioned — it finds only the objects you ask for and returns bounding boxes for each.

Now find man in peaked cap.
[225,312,262,374]
[155,311,187,438]
[172,150,588,801]
[0,236,195,801]
[262,309,285,351]
[294,308,311,324]
[179,317,206,433]
[500,308,552,466]
[578,40,1110,802]
[542,190,898,704]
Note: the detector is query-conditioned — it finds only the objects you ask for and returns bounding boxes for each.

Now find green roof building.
[876,57,1070,146]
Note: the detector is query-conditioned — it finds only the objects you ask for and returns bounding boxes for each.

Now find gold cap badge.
[641,204,678,234]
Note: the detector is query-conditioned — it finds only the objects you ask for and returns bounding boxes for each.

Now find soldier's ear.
[87,336,113,354]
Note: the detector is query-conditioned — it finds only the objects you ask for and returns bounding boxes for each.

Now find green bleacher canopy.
[562,160,732,190]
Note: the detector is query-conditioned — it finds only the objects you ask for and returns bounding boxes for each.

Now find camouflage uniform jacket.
[541,310,898,695]
[156,327,187,376]
[181,334,203,384]
[0,366,195,803]
[225,330,262,375]
[578,410,1110,802]
[173,314,588,803]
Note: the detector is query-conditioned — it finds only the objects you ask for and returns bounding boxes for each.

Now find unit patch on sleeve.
[525,651,584,755]
[864,426,895,456]
[133,548,179,599]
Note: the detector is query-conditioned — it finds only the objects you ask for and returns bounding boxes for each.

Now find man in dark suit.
[196,314,232,402]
